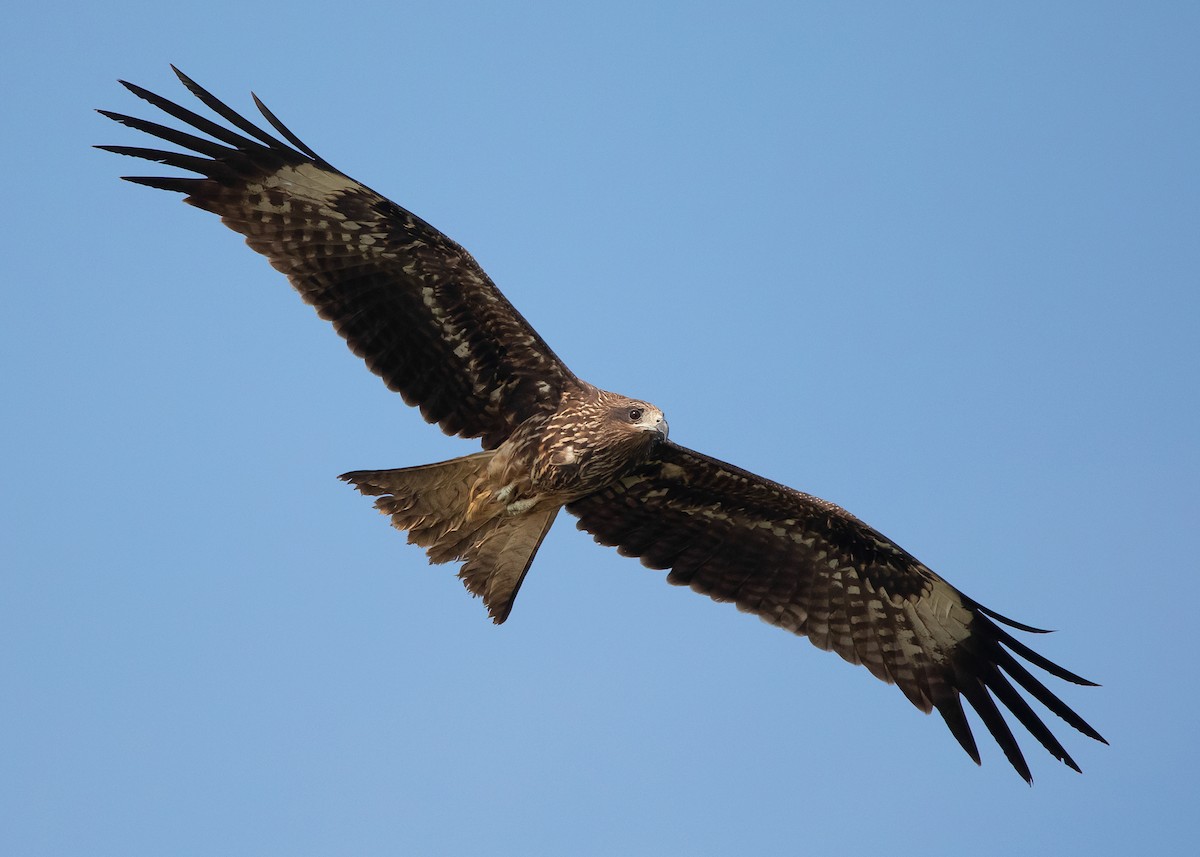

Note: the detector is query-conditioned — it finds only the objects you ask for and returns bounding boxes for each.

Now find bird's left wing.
[99,69,581,449]
[566,441,1106,781]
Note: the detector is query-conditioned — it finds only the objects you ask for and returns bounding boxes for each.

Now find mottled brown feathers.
[100,67,579,449]
[101,68,1105,782]
[567,442,1105,781]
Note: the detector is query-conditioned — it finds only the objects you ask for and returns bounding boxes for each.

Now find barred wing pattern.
[567,441,1106,781]
[99,68,579,448]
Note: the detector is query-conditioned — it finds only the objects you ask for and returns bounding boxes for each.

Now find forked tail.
[340,452,559,623]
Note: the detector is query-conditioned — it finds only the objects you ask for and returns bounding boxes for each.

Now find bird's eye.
[628,408,643,422]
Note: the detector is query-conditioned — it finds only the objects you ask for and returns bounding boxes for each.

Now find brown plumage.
[100,68,1106,782]
[343,387,665,622]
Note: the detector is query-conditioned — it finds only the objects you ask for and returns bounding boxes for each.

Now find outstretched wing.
[567,441,1106,781]
[99,68,580,449]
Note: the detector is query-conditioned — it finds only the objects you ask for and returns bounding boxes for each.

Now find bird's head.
[607,398,669,445]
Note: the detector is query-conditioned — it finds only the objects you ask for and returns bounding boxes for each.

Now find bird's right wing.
[99,68,581,449]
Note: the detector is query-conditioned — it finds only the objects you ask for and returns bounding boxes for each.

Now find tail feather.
[459,506,560,624]
[340,452,559,623]
[340,451,495,551]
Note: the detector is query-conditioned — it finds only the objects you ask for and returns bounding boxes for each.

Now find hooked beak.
[651,415,669,441]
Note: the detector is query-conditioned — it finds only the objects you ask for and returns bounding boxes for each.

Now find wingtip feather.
[935,694,982,767]
[250,91,325,162]
[971,601,1054,634]
[118,175,204,193]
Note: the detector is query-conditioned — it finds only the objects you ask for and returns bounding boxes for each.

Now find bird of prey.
[99,68,1105,782]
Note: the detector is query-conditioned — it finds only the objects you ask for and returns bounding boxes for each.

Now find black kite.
[99,68,1105,782]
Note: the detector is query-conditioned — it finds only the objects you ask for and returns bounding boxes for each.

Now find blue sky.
[4,2,1198,854]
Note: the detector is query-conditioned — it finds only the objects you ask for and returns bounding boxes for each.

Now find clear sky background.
[4,2,1198,855]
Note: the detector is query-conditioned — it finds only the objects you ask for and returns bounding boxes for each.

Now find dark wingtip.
[170,65,207,97]
[171,65,205,99]
[991,622,1100,687]
[973,602,1054,634]
[935,695,982,767]
[118,79,153,100]
[117,175,204,193]
[251,91,326,163]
